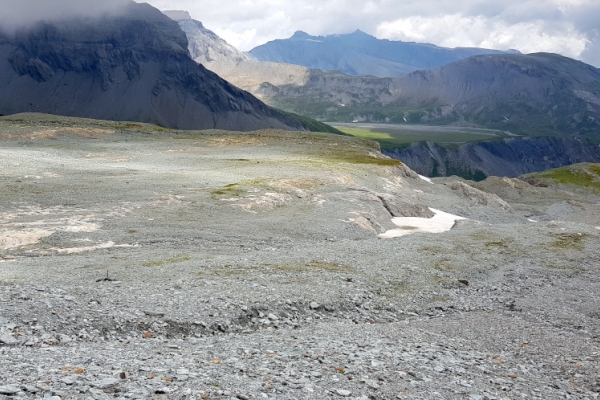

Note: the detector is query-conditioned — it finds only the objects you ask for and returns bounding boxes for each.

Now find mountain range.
[170,14,600,178]
[172,14,600,138]
[249,30,519,78]
[259,52,600,137]
[0,2,332,132]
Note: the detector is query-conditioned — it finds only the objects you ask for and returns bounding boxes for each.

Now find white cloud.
[376,14,588,58]
[143,0,599,66]
[0,0,128,33]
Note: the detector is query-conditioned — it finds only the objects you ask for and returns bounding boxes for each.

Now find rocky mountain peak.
[250,29,520,77]
[291,30,311,39]
[162,10,192,21]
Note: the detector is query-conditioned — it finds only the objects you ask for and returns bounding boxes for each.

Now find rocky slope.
[384,137,600,180]
[249,30,518,78]
[390,53,600,136]
[0,2,316,131]
[1,114,599,399]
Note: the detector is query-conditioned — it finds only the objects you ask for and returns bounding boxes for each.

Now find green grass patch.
[544,264,582,274]
[534,164,600,191]
[211,183,246,198]
[274,109,345,135]
[143,254,190,267]
[269,261,353,273]
[330,153,402,166]
[433,259,453,271]
[335,125,503,150]
[210,179,274,198]
[549,233,589,251]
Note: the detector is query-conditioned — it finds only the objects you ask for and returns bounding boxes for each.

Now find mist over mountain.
[0,1,319,131]
[0,0,128,33]
[249,30,519,78]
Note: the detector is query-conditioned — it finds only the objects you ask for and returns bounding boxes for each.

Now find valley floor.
[0,115,599,400]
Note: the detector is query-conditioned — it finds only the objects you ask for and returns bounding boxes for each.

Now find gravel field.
[1,114,599,399]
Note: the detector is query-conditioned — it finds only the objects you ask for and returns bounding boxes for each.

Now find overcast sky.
[143,0,600,67]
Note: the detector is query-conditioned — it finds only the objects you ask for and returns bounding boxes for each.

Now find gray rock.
[90,378,118,389]
[364,379,379,389]
[0,385,20,395]
[0,333,17,345]
[309,302,320,310]
[335,389,352,397]
[88,388,111,400]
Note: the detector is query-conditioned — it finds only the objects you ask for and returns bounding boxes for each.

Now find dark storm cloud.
[0,0,128,33]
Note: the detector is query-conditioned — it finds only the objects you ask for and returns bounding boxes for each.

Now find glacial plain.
[1,114,599,399]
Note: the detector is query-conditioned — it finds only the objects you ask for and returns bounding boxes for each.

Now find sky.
[142,0,600,67]
[0,0,597,67]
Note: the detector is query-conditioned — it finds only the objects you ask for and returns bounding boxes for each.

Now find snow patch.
[379,208,465,239]
[418,175,434,184]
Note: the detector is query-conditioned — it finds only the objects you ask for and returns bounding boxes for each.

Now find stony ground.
[0,114,599,400]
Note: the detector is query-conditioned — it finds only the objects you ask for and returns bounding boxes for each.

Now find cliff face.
[171,16,310,91]
[385,138,600,180]
[0,2,306,131]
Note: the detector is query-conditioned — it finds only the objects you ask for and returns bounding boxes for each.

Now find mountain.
[249,30,519,78]
[259,53,600,138]
[390,53,600,136]
[165,12,312,91]
[0,2,321,131]
[163,11,251,70]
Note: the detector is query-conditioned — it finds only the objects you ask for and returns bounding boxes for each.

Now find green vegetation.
[211,183,246,198]
[433,258,453,271]
[328,153,402,166]
[334,125,503,150]
[143,254,190,267]
[544,264,582,274]
[210,179,275,198]
[549,233,589,251]
[532,164,600,191]
[275,109,345,135]
[268,261,353,273]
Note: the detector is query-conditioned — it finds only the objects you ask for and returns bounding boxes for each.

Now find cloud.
[14,0,592,66]
[376,15,588,59]
[0,0,128,33]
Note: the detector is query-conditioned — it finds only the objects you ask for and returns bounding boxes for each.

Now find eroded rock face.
[0,2,306,131]
[445,181,513,211]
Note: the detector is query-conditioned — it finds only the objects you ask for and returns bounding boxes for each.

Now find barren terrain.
[1,114,599,399]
